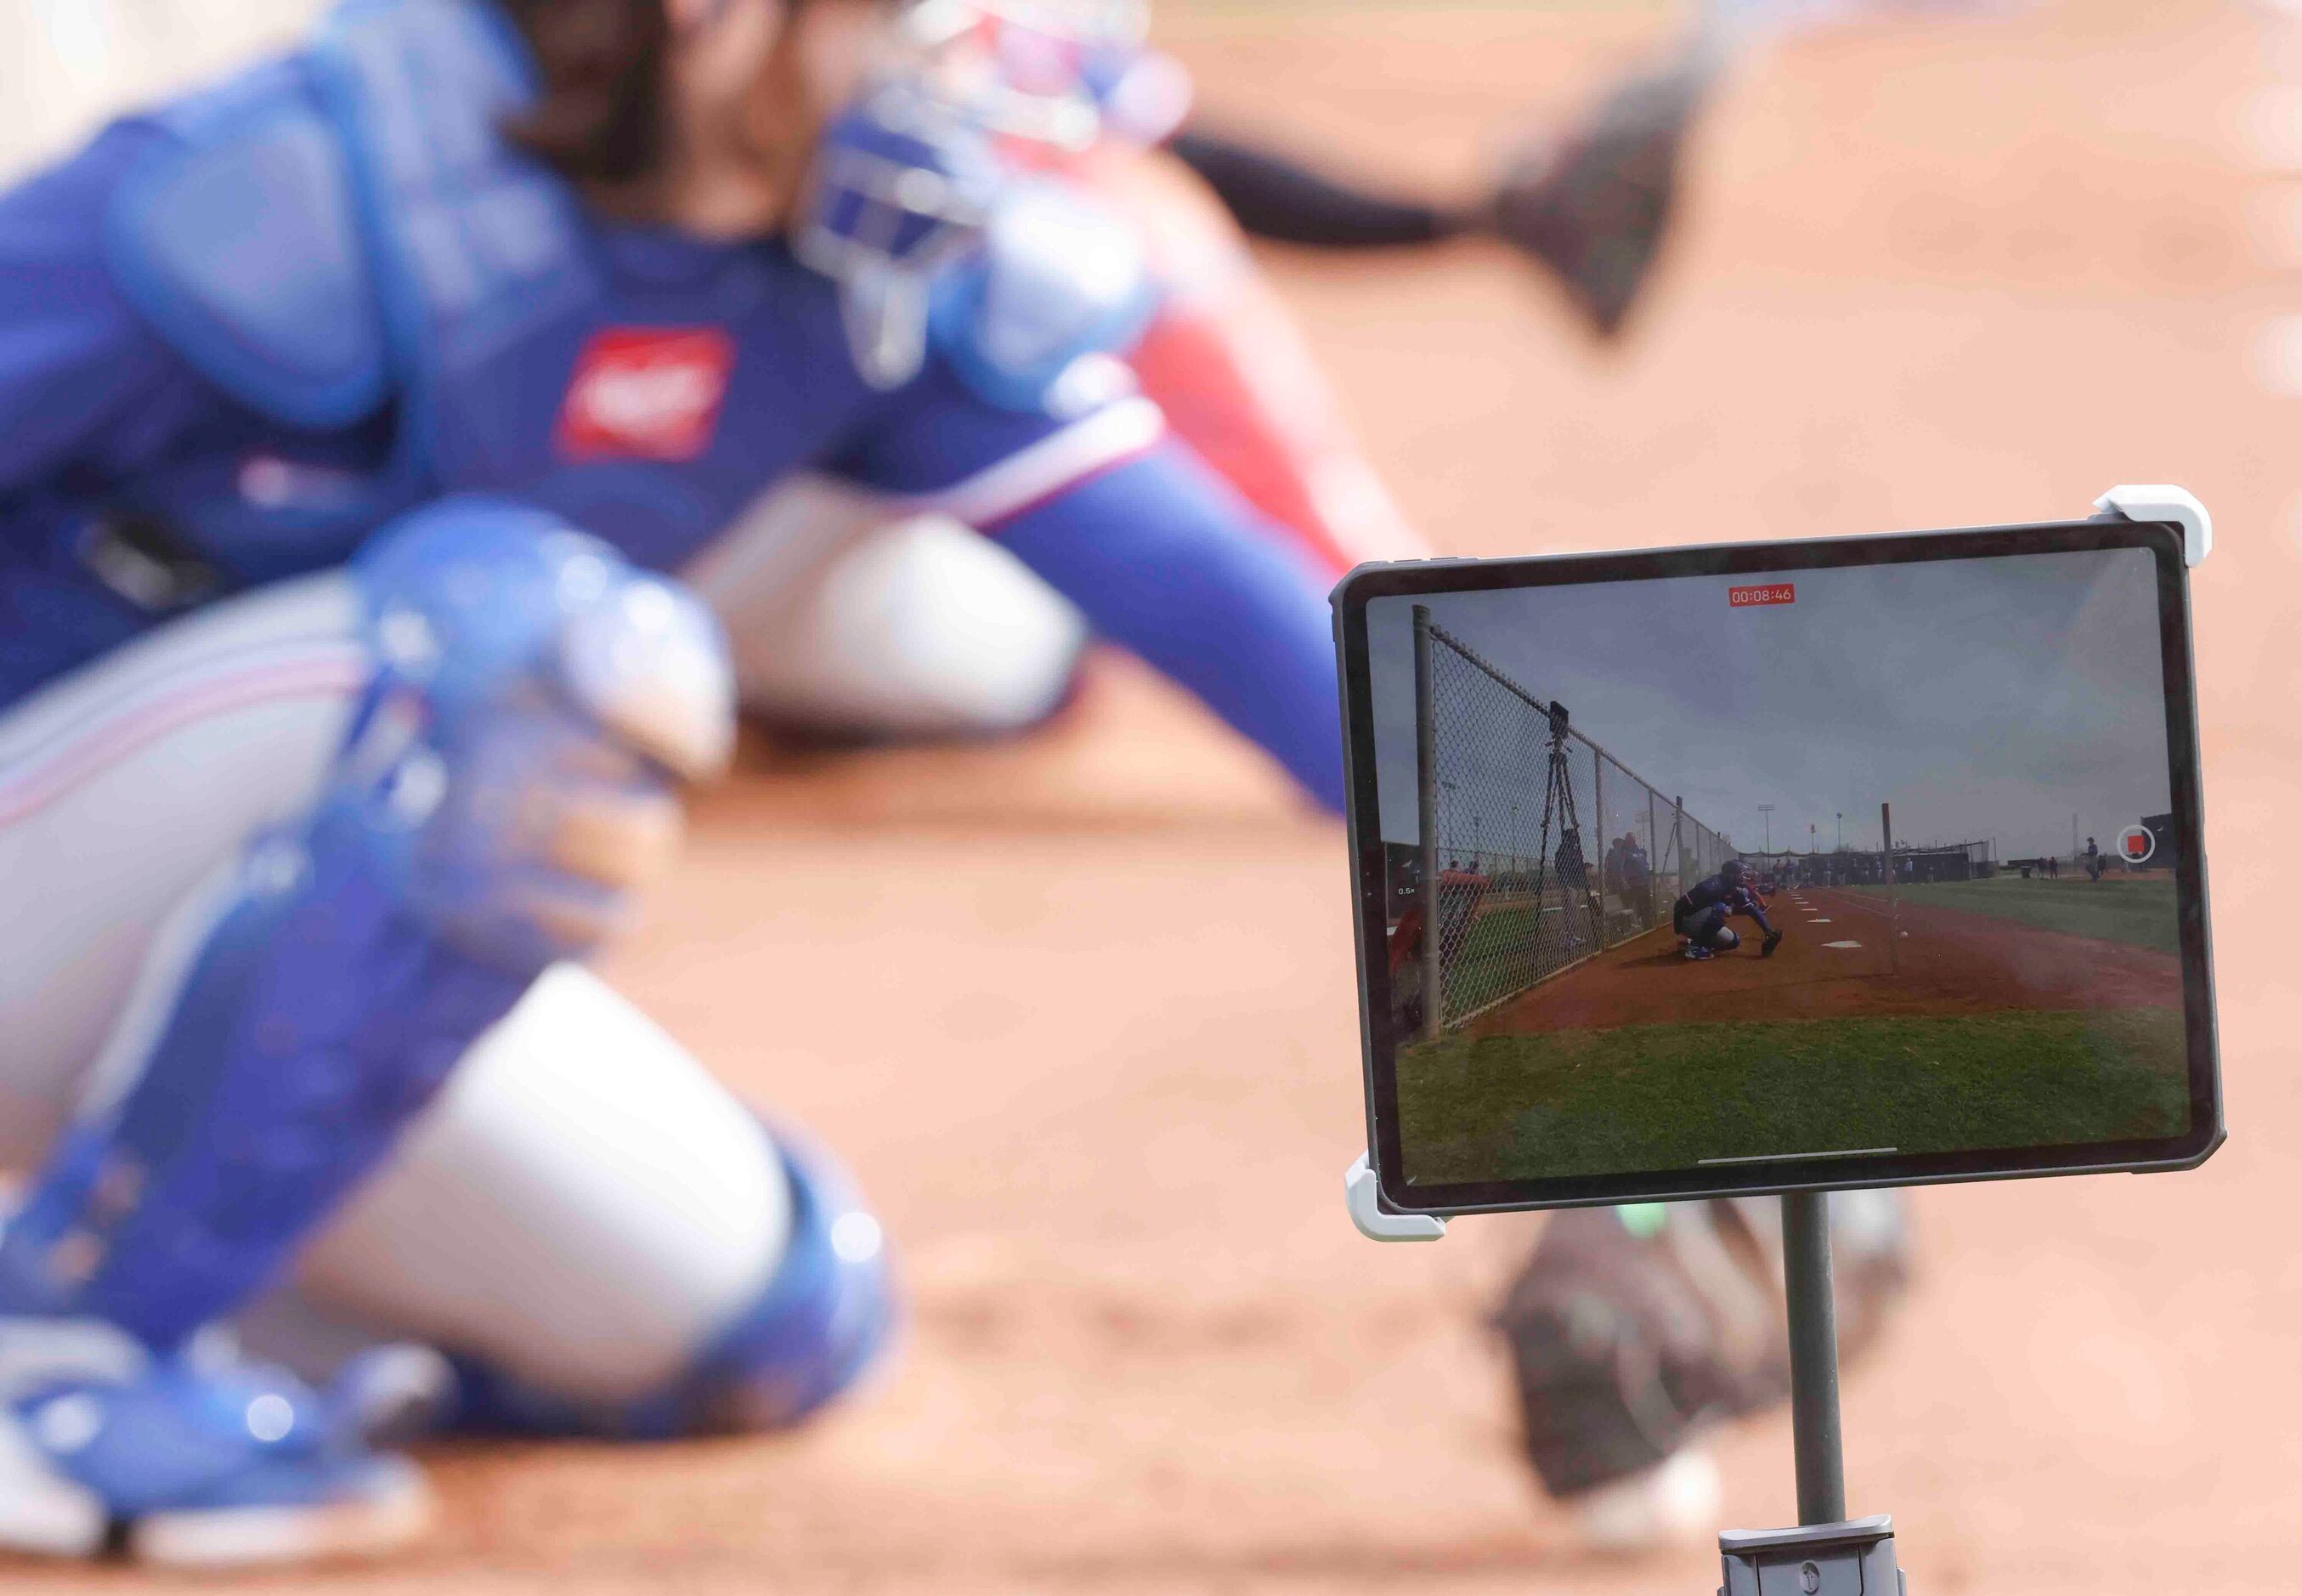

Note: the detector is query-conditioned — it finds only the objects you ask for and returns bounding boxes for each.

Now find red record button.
[2118,825,2157,865]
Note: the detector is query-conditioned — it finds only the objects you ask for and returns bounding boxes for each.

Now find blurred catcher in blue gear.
[0,0,1351,1565]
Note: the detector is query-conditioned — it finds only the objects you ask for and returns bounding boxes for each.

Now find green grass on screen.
[1397,1005,2189,1184]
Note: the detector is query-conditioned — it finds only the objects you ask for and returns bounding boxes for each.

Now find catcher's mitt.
[1495,1194,1913,1501]
[1495,1203,1781,1499]
[1761,930,1784,959]
[1485,54,1713,339]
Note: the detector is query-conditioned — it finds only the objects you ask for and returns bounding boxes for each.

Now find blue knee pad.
[0,499,732,1350]
[352,498,735,966]
[445,1128,897,1440]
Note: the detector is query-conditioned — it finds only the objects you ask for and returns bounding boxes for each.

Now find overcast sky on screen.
[1367,548,2172,859]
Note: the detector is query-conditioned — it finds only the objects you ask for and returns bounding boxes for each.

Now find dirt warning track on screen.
[1468,886,2180,1039]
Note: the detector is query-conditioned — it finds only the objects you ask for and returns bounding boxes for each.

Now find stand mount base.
[1718,1514,1904,1596]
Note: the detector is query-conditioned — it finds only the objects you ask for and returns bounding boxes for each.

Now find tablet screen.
[1340,521,2220,1211]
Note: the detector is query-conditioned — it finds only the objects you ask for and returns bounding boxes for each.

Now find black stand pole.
[1782,1189,1846,1525]
[1715,1191,1909,1595]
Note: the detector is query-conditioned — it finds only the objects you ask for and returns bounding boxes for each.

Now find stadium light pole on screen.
[1760,803,1773,855]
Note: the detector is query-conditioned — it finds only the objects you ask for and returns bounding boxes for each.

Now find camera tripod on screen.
[1530,699,1603,957]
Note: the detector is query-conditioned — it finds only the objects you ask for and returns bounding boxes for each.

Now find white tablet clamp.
[2096,484,2210,567]
[1342,485,2210,1593]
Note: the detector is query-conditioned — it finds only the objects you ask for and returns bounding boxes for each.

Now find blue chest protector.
[93,0,1161,599]
[99,0,886,586]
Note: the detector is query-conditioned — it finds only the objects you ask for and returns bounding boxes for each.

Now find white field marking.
[2253,314,2302,394]
[1807,918,1832,924]
[2240,86,2302,173]
[1824,940,1864,950]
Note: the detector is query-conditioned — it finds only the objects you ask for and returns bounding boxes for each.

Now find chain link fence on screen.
[1405,606,1736,1038]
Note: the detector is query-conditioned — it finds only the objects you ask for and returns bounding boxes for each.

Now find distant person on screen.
[1611,830,1654,925]
[1555,825,1594,949]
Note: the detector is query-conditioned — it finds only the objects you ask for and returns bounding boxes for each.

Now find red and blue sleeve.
[990,441,1344,812]
[829,373,1344,812]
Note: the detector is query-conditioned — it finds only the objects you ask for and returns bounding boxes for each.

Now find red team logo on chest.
[556,328,735,461]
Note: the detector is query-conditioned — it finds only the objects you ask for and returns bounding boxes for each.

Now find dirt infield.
[1473,885,2183,1034]
[8,1,2301,1593]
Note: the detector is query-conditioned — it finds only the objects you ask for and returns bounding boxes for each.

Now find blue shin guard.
[4,812,537,1346]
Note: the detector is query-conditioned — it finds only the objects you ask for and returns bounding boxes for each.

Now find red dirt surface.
[12,3,2300,1594]
[1473,886,2182,1033]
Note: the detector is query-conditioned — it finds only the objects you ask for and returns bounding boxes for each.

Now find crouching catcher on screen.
[1671,859,1778,960]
